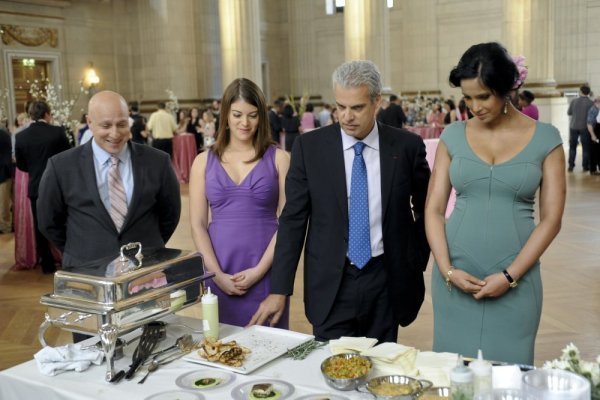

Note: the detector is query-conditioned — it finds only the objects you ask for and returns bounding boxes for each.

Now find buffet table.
[0,316,378,400]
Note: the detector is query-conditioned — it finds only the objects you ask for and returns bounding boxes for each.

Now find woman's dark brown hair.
[212,78,273,162]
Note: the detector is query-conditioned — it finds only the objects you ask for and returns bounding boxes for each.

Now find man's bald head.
[87,90,131,154]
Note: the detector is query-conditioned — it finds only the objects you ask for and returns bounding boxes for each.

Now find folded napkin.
[34,343,104,376]
[362,342,419,376]
[415,351,458,387]
[329,336,378,354]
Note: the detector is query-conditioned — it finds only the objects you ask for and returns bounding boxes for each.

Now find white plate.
[295,395,351,400]
[175,368,236,391]
[183,325,313,374]
[144,390,205,400]
[230,379,294,400]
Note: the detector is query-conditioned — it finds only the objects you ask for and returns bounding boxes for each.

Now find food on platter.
[193,377,222,389]
[197,337,250,367]
[322,354,371,379]
[249,383,281,399]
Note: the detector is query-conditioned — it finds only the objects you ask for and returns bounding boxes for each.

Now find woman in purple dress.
[190,78,290,328]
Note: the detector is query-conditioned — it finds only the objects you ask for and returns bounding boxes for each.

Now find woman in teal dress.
[425,42,566,365]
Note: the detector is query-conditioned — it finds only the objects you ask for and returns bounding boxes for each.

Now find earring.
[503,99,508,115]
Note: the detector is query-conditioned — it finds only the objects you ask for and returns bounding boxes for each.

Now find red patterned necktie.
[108,155,127,231]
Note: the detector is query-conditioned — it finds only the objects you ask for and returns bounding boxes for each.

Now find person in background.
[377,94,407,128]
[427,103,446,127]
[269,98,283,145]
[187,107,202,152]
[189,78,290,328]
[176,109,190,134]
[518,90,539,121]
[200,109,217,149]
[249,60,430,344]
[129,102,147,145]
[586,96,600,176]
[11,112,30,161]
[443,99,459,124]
[15,101,71,274]
[328,107,339,125]
[281,104,302,152]
[567,85,594,172]
[0,126,13,233]
[425,42,565,365]
[77,113,88,144]
[147,102,177,158]
[210,99,221,134]
[318,103,332,128]
[300,103,319,132]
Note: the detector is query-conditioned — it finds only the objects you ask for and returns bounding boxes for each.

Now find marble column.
[218,0,262,89]
[343,0,390,89]
[504,0,556,89]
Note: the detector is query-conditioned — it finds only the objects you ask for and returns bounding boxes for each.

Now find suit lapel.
[122,142,143,231]
[379,124,397,222]
[324,125,349,223]
[80,142,116,232]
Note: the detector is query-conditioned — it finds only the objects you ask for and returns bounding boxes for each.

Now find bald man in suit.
[37,90,181,269]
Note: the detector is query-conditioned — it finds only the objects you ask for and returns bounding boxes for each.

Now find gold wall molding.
[1,24,58,48]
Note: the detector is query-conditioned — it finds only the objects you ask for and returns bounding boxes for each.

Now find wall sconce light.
[22,58,35,68]
[84,62,100,88]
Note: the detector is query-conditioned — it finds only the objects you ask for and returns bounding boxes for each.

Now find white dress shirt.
[340,123,384,257]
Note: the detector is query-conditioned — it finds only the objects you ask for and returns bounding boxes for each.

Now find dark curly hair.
[449,42,518,98]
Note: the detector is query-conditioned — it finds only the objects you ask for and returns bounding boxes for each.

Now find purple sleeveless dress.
[205,145,289,328]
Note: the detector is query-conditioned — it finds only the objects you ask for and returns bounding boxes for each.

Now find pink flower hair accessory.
[512,55,528,89]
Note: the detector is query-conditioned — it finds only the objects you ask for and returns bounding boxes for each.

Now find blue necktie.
[348,141,371,269]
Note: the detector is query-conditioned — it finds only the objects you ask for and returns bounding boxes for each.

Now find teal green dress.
[432,121,562,365]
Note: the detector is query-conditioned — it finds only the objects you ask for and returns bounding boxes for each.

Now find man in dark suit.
[37,91,181,269]
[15,101,70,273]
[377,94,407,128]
[250,60,430,343]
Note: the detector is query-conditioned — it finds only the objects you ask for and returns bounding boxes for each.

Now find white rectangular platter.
[183,325,314,374]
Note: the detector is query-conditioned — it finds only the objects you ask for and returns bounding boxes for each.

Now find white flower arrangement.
[165,89,179,115]
[543,343,600,399]
[0,88,9,127]
[29,79,85,144]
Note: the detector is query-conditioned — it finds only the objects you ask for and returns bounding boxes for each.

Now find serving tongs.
[110,323,163,383]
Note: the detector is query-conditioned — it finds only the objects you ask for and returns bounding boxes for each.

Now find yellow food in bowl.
[370,382,414,396]
[322,355,370,379]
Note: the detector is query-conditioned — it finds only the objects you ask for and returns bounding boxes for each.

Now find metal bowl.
[320,353,372,391]
[366,375,433,399]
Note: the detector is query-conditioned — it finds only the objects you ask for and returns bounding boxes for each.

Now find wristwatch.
[502,269,518,288]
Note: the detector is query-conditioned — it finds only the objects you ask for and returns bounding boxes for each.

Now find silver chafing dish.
[39,243,214,382]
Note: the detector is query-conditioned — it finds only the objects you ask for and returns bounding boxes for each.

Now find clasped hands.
[445,267,511,299]
[212,266,264,296]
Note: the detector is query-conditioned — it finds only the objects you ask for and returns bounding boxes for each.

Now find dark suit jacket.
[271,123,431,327]
[37,141,181,267]
[0,129,12,183]
[377,103,407,128]
[15,121,70,198]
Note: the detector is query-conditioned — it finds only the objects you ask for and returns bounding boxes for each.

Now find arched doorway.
[11,57,50,115]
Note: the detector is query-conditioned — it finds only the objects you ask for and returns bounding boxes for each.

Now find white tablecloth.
[0,316,375,400]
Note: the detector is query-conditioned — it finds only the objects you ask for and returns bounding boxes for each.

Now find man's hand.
[247,294,286,327]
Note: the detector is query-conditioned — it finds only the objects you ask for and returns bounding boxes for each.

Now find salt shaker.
[469,349,493,396]
[451,355,474,400]
[201,286,219,340]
